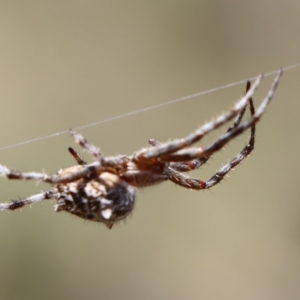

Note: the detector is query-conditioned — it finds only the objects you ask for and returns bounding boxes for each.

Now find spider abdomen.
[54,172,136,229]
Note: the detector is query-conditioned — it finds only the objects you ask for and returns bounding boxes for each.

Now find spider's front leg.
[134,73,263,163]
[154,69,282,163]
[165,88,257,190]
[148,80,252,173]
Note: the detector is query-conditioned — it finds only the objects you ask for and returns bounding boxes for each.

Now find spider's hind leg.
[0,190,54,211]
[135,74,264,163]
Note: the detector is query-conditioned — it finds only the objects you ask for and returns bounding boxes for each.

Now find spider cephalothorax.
[0,70,282,228]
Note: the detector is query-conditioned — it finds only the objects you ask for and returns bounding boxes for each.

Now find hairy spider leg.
[157,69,282,162]
[134,73,263,163]
[69,128,104,163]
[165,88,256,189]
[0,191,54,210]
[69,130,130,169]
[0,160,104,184]
[148,80,252,172]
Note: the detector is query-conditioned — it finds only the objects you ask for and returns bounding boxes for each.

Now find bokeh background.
[0,1,299,300]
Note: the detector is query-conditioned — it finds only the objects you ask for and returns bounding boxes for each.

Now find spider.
[0,70,282,229]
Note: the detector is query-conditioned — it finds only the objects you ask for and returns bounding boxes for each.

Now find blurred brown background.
[0,1,299,300]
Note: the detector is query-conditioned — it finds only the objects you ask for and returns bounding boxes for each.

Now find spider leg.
[69,129,104,163]
[148,80,252,172]
[68,147,87,165]
[68,132,130,169]
[225,81,250,134]
[204,95,255,188]
[0,165,51,181]
[0,161,101,184]
[134,73,264,163]
[166,92,256,189]
[149,138,208,172]
[0,190,53,211]
[0,131,104,186]
[170,158,207,172]
[157,69,282,162]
